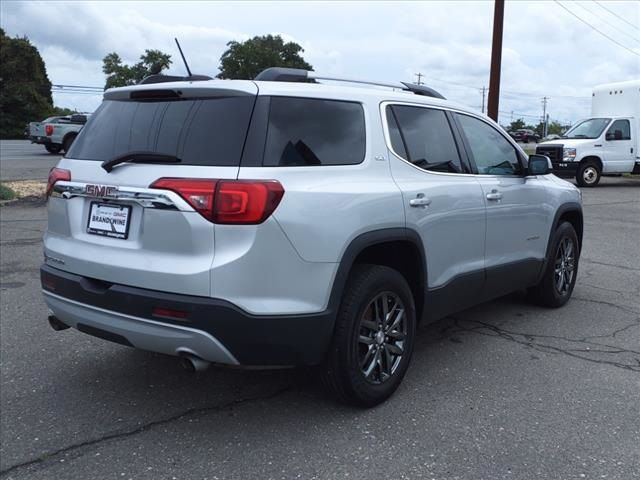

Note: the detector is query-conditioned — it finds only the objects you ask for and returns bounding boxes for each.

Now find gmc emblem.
[85,184,117,197]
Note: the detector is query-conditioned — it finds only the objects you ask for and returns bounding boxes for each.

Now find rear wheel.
[528,221,579,308]
[576,161,601,187]
[45,144,62,154]
[320,264,416,407]
[62,134,76,154]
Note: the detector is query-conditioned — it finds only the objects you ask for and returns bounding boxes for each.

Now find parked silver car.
[42,68,583,406]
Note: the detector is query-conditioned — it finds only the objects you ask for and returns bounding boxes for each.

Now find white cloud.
[2,0,638,125]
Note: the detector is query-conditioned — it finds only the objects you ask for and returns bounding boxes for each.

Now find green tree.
[102,49,172,89]
[0,29,53,138]
[217,34,312,80]
[508,119,526,131]
[546,120,567,136]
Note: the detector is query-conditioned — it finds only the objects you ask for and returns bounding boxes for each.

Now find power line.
[52,84,103,90]
[573,1,640,44]
[594,0,640,33]
[554,1,640,57]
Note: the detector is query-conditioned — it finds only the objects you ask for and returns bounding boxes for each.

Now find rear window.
[68,97,255,166]
[263,97,365,166]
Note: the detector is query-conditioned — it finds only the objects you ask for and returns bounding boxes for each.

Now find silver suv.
[41,68,583,406]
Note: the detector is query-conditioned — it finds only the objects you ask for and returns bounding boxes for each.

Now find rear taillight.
[45,124,54,136]
[150,178,217,219]
[46,168,71,197]
[149,178,284,224]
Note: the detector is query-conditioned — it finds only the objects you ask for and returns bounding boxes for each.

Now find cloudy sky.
[2,0,638,126]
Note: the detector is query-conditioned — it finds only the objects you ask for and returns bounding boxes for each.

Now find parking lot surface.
[0,140,62,182]
[0,141,639,479]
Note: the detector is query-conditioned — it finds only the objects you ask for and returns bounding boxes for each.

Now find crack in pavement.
[452,318,640,373]
[572,296,640,317]
[0,238,42,247]
[0,385,293,479]
[581,258,640,273]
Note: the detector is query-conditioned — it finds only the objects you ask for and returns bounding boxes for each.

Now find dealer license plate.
[87,202,132,239]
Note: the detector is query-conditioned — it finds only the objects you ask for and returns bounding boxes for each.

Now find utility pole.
[415,73,424,85]
[487,0,504,121]
[541,96,549,137]
[481,86,487,114]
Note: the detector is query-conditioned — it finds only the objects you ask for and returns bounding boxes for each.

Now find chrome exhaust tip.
[180,354,210,372]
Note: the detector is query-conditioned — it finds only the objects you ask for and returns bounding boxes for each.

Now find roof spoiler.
[254,67,446,100]
[138,74,213,85]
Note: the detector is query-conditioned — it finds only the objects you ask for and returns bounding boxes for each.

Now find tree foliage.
[0,29,53,138]
[102,49,172,89]
[217,34,312,80]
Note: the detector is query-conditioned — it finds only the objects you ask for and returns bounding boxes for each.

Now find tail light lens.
[214,180,284,224]
[45,124,54,136]
[149,178,284,224]
[150,178,217,219]
[46,168,71,197]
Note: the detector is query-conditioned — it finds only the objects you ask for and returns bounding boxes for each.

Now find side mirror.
[528,154,551,175]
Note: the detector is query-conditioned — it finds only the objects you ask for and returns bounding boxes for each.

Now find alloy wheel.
[554,237,576,295]
[357,292,407,384]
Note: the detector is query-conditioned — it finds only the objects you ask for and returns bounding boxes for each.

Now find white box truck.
[537,79,639,186]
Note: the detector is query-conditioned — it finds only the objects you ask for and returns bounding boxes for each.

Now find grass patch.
[0,183,17,201]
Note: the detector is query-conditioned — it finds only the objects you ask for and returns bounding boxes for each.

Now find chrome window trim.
[51,181,194,211]
[379,100,528,179]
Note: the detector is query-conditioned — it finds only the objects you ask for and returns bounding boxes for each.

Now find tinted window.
[387,105,464,173]
[607,119,631,140]
[457,114,521,175]
[263,97,365,166]
[68,97,255,166]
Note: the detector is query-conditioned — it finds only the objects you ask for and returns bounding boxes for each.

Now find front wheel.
[528,221,579,308]
[576,161,601,187]
[320,264,416,407]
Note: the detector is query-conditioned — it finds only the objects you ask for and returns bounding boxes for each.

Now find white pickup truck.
[29,113,89,154]
[537,80,639,187]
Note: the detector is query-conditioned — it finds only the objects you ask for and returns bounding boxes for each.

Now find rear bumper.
[29,135,52,145]
[41,265,334,366]
[551,161,579,178]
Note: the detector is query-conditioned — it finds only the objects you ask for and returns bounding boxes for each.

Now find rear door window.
[68,97,256,166]
[386,105,466,173]
[263,97,365,166]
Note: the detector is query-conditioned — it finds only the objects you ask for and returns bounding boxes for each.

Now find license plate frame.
[87,202,132,240]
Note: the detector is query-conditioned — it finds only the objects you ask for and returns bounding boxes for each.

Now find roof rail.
[139,74,213,85]
[254,68,446,100]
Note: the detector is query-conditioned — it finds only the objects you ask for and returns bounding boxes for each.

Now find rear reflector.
[149,178,284,224]
[46,168,71,197]
[152,307,189,320]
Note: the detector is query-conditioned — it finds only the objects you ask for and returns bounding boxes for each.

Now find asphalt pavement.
[0,141,639,479]
[0,140,61,182]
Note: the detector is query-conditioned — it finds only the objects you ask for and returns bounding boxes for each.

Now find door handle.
[409,194,431,207]
[486,190,503,201]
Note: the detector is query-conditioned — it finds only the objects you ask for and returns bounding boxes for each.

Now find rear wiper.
[101,151,181,173]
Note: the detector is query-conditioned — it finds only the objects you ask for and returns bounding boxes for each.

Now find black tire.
[576,161,601,187]
[528,221,579,308]
[45,144,62,154]
[320,264,416,407]
[62,134,76,154]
